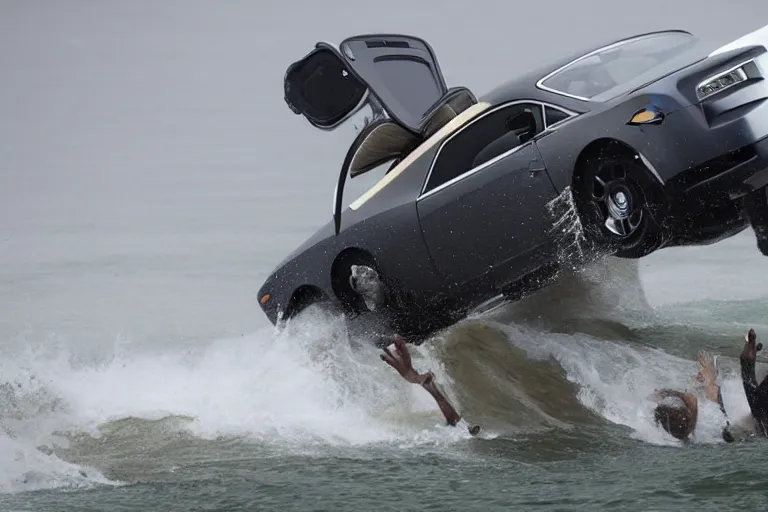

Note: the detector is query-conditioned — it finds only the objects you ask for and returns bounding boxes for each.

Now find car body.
[259,25,768,339]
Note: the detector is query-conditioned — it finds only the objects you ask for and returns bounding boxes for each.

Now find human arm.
[381,336,479,434]
[696,351,727,415]
[740,329,759,393]
[680,391,698,431]
[740,329,768,429]
[419,371,462,426]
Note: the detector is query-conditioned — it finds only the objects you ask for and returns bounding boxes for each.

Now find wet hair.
[654,405,694,440]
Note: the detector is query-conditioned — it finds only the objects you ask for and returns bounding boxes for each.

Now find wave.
[0,256,760,494]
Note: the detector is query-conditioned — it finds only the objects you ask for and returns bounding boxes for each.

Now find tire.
[573,148,667,259]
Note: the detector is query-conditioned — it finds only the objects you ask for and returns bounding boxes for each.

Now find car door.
[416,102,560,293]
[338,34,448,133]
[283,33,449,133]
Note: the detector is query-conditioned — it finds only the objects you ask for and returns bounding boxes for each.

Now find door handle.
[528,163,547,177]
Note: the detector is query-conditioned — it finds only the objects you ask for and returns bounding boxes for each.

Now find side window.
[423,103,543,193]
[544,106,571,127]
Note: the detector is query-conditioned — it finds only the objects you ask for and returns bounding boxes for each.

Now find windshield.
[538,32,696,100]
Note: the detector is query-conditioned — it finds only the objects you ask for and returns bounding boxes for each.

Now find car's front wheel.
[573,148,667,259]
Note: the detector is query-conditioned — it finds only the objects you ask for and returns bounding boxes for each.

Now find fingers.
[749,329,763,351]
[394,337,411,366]
[394,338,406,356]
[698,350,713,365]
[381,346,400,369]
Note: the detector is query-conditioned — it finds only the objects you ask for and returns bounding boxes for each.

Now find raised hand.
[697,351,718,384]
[742,328,758,363]
[697,350,721,404]
[381,336,425,384]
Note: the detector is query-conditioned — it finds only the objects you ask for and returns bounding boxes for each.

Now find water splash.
[0,310,479,493]
[546,186,591,269]
[432,320,755,446]
[0,367,112,494]
[0,274,743,495]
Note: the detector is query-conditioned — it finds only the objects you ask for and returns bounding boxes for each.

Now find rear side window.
[545,106,570,127]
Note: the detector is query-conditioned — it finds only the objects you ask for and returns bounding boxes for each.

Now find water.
[4,1,768,510]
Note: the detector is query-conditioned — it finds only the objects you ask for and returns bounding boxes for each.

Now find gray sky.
[2,1,767,231]
[2,0,767,342]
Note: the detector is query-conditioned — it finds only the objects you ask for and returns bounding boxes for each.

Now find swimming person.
[651,350,724,441]
[653,329,768,443]
[380,335,481,436]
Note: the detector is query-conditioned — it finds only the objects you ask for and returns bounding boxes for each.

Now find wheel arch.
[283,285,328,321]
[573,138,638,186]
[330,247,380,313]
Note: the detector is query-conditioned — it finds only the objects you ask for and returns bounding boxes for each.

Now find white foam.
[0,352,112,494]
[491,321,755,445]
[0,308,480,493]
[0,268,757,495]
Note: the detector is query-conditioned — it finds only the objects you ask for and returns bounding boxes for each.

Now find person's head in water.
[654,404,695,440]
[651,388,699,441]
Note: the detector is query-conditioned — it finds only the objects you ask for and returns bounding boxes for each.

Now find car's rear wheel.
[574,148,667,259]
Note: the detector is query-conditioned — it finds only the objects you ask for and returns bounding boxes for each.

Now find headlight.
[696,62,750,100]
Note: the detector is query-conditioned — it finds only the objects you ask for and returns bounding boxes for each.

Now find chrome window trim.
[419,141,531,201]
[535,31,693,101]
[347,102,492,211]
[417,100,578,201]
[542,103,575,129]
